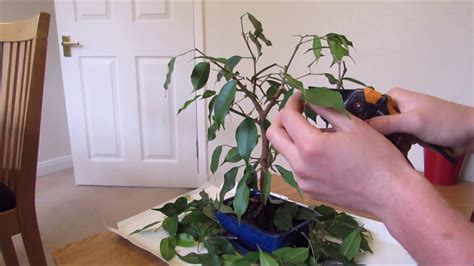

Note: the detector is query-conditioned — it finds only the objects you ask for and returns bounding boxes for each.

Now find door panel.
[55,0,200,187]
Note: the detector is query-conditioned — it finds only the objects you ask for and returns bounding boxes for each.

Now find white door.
[54,0,202,187]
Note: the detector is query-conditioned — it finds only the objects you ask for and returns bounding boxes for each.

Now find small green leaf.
[213,201,233,213]
[129,220,161,235]
[208,96,216,123]
[202,90,216,98]
[204,238,235,255]
[249,32,262,57]
[327,36,349,62]
[303,87,347,114]
[273,206,293,231]
[236,118,258,160]
[227,55,242,69]
[153,197,188,216]
[223,147,242,163]
[198,254,221,266]
[324,73,338,85]
[177,252,201,264]
[222,254,240,266]
[279,88,294,110]
[219,167,239,203]
[266,80,279,100]
[164,57,176,90]
[233,180,250,222]
[262,170,272,203]
[295,207,318,221]
[191,62,211,91]
[283,73,304,90]
[163,215,178,236]
[207,122,218,141]
[343,77,367,87]
[258,32,272,46]
[275,165,302,197]
[312,35,322,60]
[210,146,223,174]
[176,233,195,247]
[214,80,237,126]
[259,249,278,266]
[248,13,263,36]
[177,94,200,114]
[182,210,211,224]
[273,247,309,263]
[160,236,176,261]
[339,228,362,260]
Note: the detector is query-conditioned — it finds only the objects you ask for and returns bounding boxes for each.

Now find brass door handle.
[61,35,80,57]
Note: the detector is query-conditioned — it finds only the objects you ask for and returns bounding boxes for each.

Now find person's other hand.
[368,88,474,155]
[266,92,420,217]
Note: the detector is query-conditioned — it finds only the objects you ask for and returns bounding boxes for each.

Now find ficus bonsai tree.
[132,13,372,265]
[164,12,362,219]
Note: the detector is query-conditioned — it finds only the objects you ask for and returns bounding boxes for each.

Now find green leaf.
[160,237,176,261]
[312,35,322,60]
[273,247,309,263]
[213,201,233,213]
[198,254,221,266]
[266,80,279,100]
[248,13,263,36]
[233,180,250,222]
[177,252,201,264]
[163,215,178,236]
[191,62,210,91]
[223,147,242,163]
[327,36,349,62]
[129,220,161,235]
[249,32,262,57]
[329,213,359,239]
[262,170,272,203]
[236,118,258,160]
[303,87,347,114]
[324,73,338,85]
[283,73,304,90]
[313,205,337,219]
[227,55,242,69]
[182,210,211,224]
[219,167,239,203]
[178,223,198,238]
[343,77,367,87]
[176,233,195,247]
[274,202,298,231]
[208,122,218,141]
[204,238,235,255]
[196,56,228,65]
[164,57,176,90]
[258,32,272,46]
[304,105,318,124]
[202,90,216,98]
[210,146,223,174]
[153,197,188,216]
[339,228,362,260]
[273,205,293,231]
[295,207,318,221]
[208,96,216,123]
[279,88,294,110]
[222,254,240,266]
[259,249,278,266]
[177,94,200,114]
[275,165,302,197]
[214,80,237,126]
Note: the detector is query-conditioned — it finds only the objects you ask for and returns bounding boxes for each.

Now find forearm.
[380,170,474,264]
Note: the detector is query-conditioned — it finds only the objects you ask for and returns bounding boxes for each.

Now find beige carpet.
[1,168,191,265]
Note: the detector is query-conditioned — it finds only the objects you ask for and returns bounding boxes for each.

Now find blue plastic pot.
[215,193,310,253]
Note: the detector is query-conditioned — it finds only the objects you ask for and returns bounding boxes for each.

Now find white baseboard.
[37,155,73,177]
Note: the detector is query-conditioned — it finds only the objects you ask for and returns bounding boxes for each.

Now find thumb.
[367,113,415,135]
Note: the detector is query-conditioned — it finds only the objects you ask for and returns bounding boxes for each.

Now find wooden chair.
[0,13,50,265]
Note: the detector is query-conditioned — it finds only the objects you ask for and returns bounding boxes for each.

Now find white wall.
[0,0,72,176]
[203,1,474,182]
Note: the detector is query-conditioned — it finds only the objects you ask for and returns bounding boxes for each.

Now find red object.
[424,148,465,185]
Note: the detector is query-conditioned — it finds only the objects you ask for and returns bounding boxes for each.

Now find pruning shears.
[327,87,457,164]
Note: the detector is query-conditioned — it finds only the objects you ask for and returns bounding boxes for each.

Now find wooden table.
[52,177,474,265]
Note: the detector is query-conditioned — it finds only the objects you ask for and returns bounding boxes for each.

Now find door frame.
[193,0,209,185]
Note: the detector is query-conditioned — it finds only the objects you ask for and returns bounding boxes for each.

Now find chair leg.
[0,237,19,266]
[17,204,47,265]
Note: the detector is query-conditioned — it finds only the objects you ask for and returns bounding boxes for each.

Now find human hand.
[266,92,420,216]
[368,88,474,155]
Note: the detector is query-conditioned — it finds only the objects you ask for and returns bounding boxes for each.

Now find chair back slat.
[0,13,49,196]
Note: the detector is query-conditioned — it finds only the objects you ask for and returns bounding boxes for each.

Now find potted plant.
[132,13,372,265]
